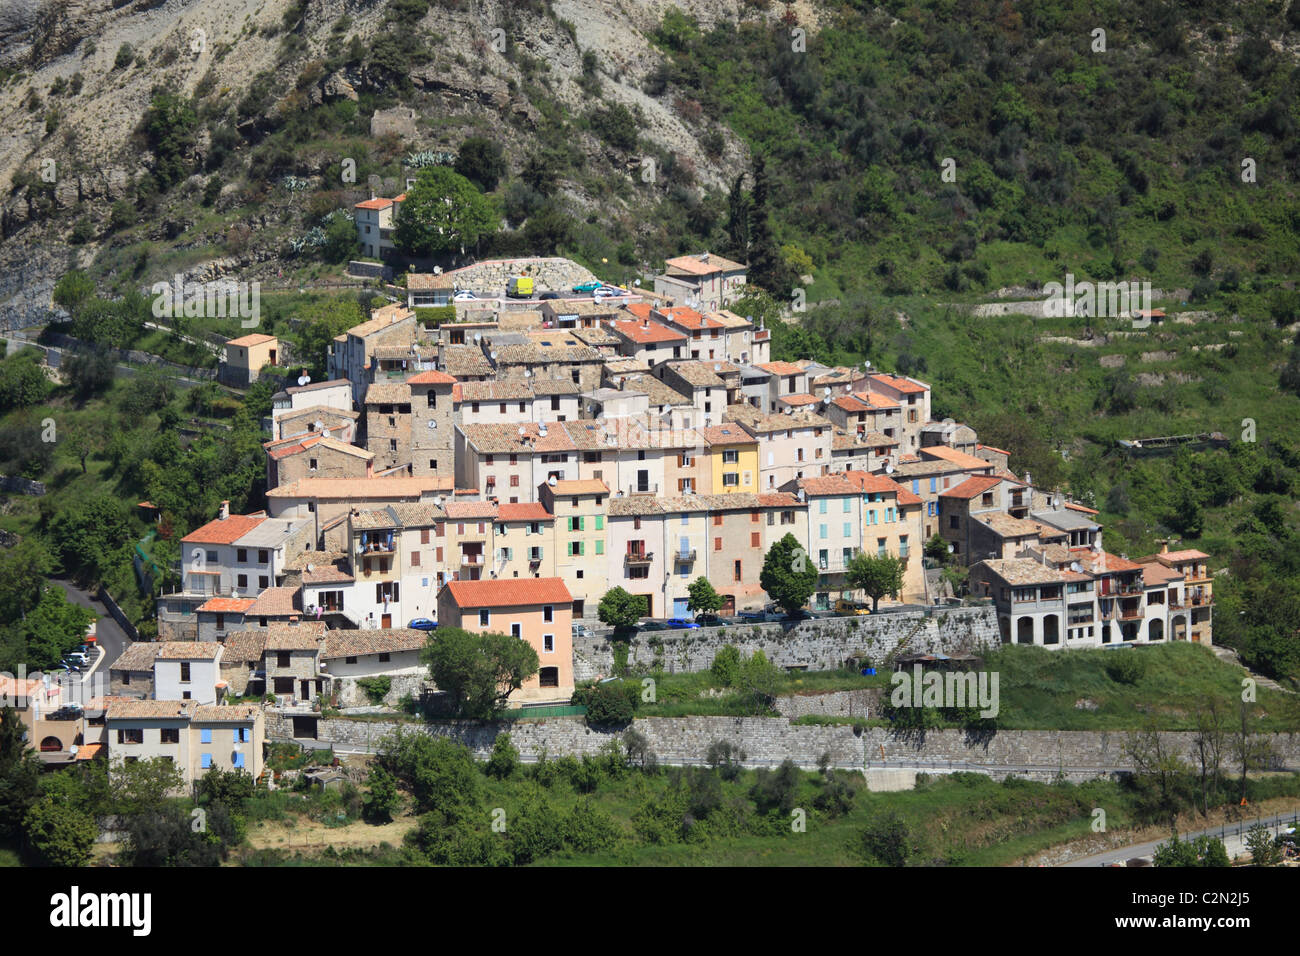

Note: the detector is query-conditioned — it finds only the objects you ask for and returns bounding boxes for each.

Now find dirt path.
[245,814,417,855]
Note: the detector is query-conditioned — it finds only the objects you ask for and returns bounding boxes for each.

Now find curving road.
[1062,811,1300,867]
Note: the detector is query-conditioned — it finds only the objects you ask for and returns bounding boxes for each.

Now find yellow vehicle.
[835,599,870,616]
[506,275,534,298]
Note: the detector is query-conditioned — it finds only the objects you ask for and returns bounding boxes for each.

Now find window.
[180,662,191,682]
[237,574,247,589]
[543,634,554,652]
[201,753,213,769]
[843,547,853,567]
[277,652,290,668]
[820,524,828,539]
[160,728,179,744]
[346,656,357,664]
[595,540,604,555]
[843,522,851,537]
[713,514,723,526]
[819,500,828,514]
[723,472,739,487]
[539,667,559,688]
[378,652,390,662]
[479,610,490,627]
[596,516,604,531]
[259,575,269,589]
[237,548,247,562]
[714,536,723,551]
[510,474,519,487]
[512,623,522,639]
[751,532,760,548]
[206,550,218,564]
[200,728,212,744]
[949,516,959,530]
[233,753,245,769]
[722,449,739,464]
[235,728,251,743]
[543,605,553,622]
[215,613,225,631]
[411,551,420,567]
[734,560,742,582]
[117,728,143,744]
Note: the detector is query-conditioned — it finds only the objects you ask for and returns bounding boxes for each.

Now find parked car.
[538,291,561,300]
[637,619,672,631]
[694,613,729,626]
[593,288,623,300]
[572,623,594,639]
[408,618,438,631]
[63,652,89,666]
[453,290,479,301]
[665,617,700,630]
[834,600,870,616]
[572,281,601,293]
[48,704,83,721]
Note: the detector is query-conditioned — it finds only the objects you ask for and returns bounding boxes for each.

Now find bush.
[711,644,742,686]
[584,681,635,726]
[484,732,520,780]
[705,740,746,781]
[113,43,133,70]
[1105,653,1148,685]
[858,810,916,866]
[357,675,391,704]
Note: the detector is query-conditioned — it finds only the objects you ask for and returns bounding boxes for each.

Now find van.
[506,275,534,298]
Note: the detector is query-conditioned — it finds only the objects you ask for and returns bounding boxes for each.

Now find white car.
[453,290,479,301]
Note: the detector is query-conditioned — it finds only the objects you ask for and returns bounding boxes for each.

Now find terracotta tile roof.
[227,333,276,347]
[977,443,1010,456]
[657,306,724,330]
[778,392,821,407]
[263,621,326,650]
[496,502,552,522]
[741,409,832,433]
[442,346,496,377]
[940,475,1004,500]
[460,421,576,454]
[75,743,104,760]
[322,629,428,659]
[832,429,896,451]
[364,383,412,404]
[549,478,608,495]
[612,319,687,345]
[860,392,899,410]
[408,273,455,290]
[111,643,163,671]
[355,198,393,210]
[1160,549,1210,563]
[220,631,268,663]
[287,379,353,396]
[345,306,414,340]
[245,587,302,618]
[755,361,804,376]
[107,700,198,720]
[456,380,535,402]
[197,597,256,613]
[529,378,582,396]
[621,302,654,321]
[869,373,929,394]
[183,513,267,545]
[697,424,755,445]
[919,445,993,471]
[0,675,43,698]
[666,360,730,388]
[268,476,453,499]
[444,577,572,608]
[618,374,691,406]
[832,394,870,412]
[407,369,457,386]
[794,475,860,496]
[1140,561,1184,586]
[976,512,1044,539]
[444,501,498,519]
[664,252,746,275]
[978,559,1067,586]
[1071,548,1144,574]
[1065,502,1100,515]
[194,704,261,722]
[758,492,801,507]
[156,642,223,660]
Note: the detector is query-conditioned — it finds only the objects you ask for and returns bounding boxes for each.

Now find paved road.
[1063,811,1300,867]
[50,579,130,704]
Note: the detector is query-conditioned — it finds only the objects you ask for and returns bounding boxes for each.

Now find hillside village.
[0,250,1206,793]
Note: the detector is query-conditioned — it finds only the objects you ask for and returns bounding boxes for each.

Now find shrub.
[484,733,520,780]
[711,644,742,686]
[1105,653,1148,685]
[357,676,391,704]
[585,681,635,726]
[113,43,134,70]
[705,740,746,781]
[858,810,916,866]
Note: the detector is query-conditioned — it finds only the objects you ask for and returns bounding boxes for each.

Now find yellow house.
[539,479,609,619]
[221,333,279,386]
[699,424,758,494]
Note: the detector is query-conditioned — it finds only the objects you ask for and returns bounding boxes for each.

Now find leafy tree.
[11,587,92,669]
[63,349,115,398]
[0,348,52,410]
[362,765,401,823]
[109,756,184,816]
[710,644,742,686]
[322,214,358,263]
[859,810,917,866]
[394,166,498,257]
[420,626,538,719]
[686,576,724,615]
[585,681,635,726]
[0,709,40,841]
[736,649,781,709]
[119,802,238,866]
[52,270,96,315]
[141,93,198,190]
[23,797,95,866]
[760,533,817,614]
[924,534,949,564]
[377,730,481,821]
[48,492,130,584]
[484,732,520,780]
[289,297,365,381]
[588,103,639,150]
[1245,824,1282,867]
[0,538,52,622]
[455,136,507,192]
[1153,830,1230,867]
[598,586,644,631]
[749,758,800,815]
[194,766,255,813]
[846,551,906,612]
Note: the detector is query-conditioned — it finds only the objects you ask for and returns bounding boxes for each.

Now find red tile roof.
[755,361,804,376]
[611,319,687,344]
[549,479,608,495]
[870,373,928,394]
[408,370,458,385]
[227,333,276,347]
[919,445,993,471]
[197,597,256,613]
[355,198,393,210]
[183,513,267,545]
[496,502,552,522]
[443,577,572,609]
[940,475,1004,500]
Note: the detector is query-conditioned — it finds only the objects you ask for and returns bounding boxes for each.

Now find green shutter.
[595,540,604,555]
[595,515,604,530]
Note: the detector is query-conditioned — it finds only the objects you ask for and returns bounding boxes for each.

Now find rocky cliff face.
[0,0,814,327]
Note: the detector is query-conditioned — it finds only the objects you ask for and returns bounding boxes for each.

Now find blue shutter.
[233,752,245,768]
[201,753,212,769]
[200,728,212,744]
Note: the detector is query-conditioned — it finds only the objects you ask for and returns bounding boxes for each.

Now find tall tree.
[421,627,539,718]
[745,154,792,295]
[0,708,40,841]
[686,577,723,615]
[760,533,818,615]
[846,551,906,612]
[394,166,499,258]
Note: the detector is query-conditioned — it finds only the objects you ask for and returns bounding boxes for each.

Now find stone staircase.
[882,616,930,667]
[1212,645,1295,695]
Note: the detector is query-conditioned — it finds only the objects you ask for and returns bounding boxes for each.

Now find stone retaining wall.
[445,257,597,294]
[572,606,1000,680]
[774,689,879,720]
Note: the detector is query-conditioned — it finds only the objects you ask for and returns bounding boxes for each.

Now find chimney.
[219,500,230,520]
[1160,542,1169,555]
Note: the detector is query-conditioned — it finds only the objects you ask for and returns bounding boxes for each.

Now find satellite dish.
[785,407,793,416]
[538,424,547,436]
[474,333,481,342]
[427,420,437,429]
[490,351,498,360]
[297,374,311,386]
[313,420,324,431]
[305,563,314,573]
[434,495,443,506]
[1052,493,1063,509]
[588,403,597,414]
[634,279,641,287]
[547,476,557,487]
[523,369,531,377]
[1070,562,1082,572]
[864,361,872,370]
[518,426,527,437]
[714,363,721,372]
[823,387,831,399]
[69,744,78,756]
[885,463,895,474]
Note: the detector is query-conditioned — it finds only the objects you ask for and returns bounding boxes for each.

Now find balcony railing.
[627,483,658,495]
[624,551,654,566]
[1119,607,1144,621]
[1113,582,1144,596]
[675,550,697,563]
[460,553,483,567]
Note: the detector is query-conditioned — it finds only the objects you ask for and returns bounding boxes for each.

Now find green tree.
[737,648,781,709]
[48,493,130,584]
[484,732,520,780]
[455,136,507,192]
[1245,824,1282,866]
[394,166,498,257]
[0,708,40,841]
[0,349,52,410]
[289,296,365,380]
[710,644,742,686]
[0,538,52,622]
[859,810,917,866]
[686,576,723,615]
[924,534,949,564]
[846,551,906,612]
[377,730,481,821]
[598,586,644,631]
[52,270,96,315]
[64,349,115,398]
[141,93,198,190]
[23,797,95,866]
[14,587,94,670]
[1153,830,1230,867]
[420,626,539,718]
[109,757,184,816]
[760,532,817,615]
[362,765,401,823]
[322,214,359,263]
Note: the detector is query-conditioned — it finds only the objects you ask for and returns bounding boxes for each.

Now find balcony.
[624,551,654,566]
[1119,606,1144,621]
[460,553,483,568]
[357,540,396,555]
[675,550,697,564]
[1113,581,1144,596]
[627,483,659,496]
